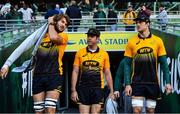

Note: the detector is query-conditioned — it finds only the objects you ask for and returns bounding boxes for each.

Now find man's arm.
[124,57,133,96]
[114,60,124,98]
[114,61,124,92]
[71,66,79,92]
[158,55,172,94]
[124,57,132,85]
[104,68,114,99]
[71,65,79,102]
[158,55,170,84]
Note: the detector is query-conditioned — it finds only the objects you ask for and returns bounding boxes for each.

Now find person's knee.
[146,99,156,113]
[132,98,144,113]
[91,104,101,113]
[146,108,155,113]
[133,107,142,113]
[45,107,56,113]
[79,104,90,113]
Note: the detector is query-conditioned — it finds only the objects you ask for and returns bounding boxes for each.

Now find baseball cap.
[85,28,100,37]
[134,14,150,23]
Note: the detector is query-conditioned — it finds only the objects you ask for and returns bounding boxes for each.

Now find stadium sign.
[66,32,137,52]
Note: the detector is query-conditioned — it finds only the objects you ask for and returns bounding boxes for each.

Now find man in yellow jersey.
[124,14,172,113]
[71,28,114,113]
[123,5,137,31]
[0,14,70,114]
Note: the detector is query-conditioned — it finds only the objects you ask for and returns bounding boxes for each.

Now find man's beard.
[55,23,63,33]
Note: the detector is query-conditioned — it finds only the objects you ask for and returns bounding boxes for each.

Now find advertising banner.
[66,32,136,52]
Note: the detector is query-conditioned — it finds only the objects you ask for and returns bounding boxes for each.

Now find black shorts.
[131,83,160,100]
[33,74,63,95]
[77,87,104,105]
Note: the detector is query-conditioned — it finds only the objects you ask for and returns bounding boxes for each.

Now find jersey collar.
[138,33,152,39]
[86,46,100,53]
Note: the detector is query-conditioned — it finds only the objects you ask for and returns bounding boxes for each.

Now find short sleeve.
[158,38,166,56]
[104,52,110,69]
[124,41,133,57]
[73,51,80,67]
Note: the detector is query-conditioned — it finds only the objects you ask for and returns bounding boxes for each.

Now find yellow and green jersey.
[124,33,166,84]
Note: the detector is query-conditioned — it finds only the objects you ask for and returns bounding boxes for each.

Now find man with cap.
[123,14,172,113]
[71,28,114,113]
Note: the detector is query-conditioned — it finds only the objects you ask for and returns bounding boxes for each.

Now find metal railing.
[0,19,46,31]
[151,21,180,35]
[0,18,179,48]
[0,20,46,49]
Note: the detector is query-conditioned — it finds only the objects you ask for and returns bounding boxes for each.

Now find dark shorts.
[131,83,160,100]
[77,87,104,105]
[33,74,63,95]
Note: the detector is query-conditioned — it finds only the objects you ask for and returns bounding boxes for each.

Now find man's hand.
[48,16,54,25]
[114,91,120,99]
[0,65,9,79]
[71,91,79,103]
[125,85,132,96]
[165,84,172,95]
[108,91,115,100]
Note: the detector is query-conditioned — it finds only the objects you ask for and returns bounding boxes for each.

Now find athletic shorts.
[131,83,160,100]
[77,87,104,105]
[33,74,63,95]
